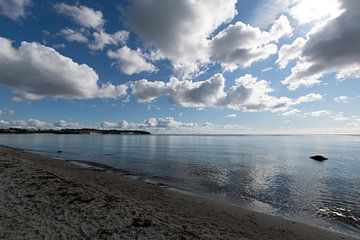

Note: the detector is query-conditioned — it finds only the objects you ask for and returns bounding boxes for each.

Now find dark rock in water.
[57,150,62,153]
[310,155,328,161]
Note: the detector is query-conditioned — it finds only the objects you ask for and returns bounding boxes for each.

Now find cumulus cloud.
[131,74,226,108]
[282,0,360,90]
[0,0,31,21]
[130,80,167,102]
[55,3,128,51]
[130,73,321,113]
[59,28,88,43]
[125,0,292,76]
[225,114,237,118]
[54,3,104,29]
[210,23,275,71]
[124,0,236,76]
[210,15,292,71]
[88,30,128,51]
[107,46,156,75]
[0,36,127,100]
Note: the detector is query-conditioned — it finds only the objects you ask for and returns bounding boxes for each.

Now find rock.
[310,155,328,161]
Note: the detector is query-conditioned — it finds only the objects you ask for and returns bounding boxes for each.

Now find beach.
[0,145,357,240]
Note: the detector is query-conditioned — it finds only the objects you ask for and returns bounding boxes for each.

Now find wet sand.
[0,145,357,239]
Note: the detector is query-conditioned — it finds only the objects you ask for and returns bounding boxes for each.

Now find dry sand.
[0,145,357,240]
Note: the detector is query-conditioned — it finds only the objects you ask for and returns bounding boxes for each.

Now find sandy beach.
[0,145,357,240]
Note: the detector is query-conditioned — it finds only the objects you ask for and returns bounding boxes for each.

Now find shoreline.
[0,145,357,239]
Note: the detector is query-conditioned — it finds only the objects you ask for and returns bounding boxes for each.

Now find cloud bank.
[130,73,321,113]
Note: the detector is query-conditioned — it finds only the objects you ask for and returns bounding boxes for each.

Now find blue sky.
[0,0,359,133]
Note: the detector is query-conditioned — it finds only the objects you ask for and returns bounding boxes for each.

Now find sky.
[0,0,359,134]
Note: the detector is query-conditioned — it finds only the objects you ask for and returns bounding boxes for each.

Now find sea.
[0,134,359,237]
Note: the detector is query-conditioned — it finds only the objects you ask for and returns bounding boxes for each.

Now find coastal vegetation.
[0,128,151,135]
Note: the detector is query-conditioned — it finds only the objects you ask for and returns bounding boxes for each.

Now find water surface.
[0,134,359,236]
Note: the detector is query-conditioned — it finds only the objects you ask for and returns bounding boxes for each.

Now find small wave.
[316,207,360,230]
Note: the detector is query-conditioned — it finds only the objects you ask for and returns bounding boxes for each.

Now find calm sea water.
[0,134,359,236]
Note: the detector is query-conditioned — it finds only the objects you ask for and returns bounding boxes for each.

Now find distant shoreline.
[0,128,151,135]
[0,145,357,239]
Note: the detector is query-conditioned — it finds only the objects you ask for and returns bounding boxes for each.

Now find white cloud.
[331,112,349,121]
[101,117,218,132]
[52,43,66,49]
[261,67,273,72]
[346,122,359,127]
[54,120,81,129]
[124,0,237,77]
[282,109,300,116]
[59,28,129,51]
[209,15,292,72]
[225,114,237,118]
[0,0,31,21]
[210,22,276,71]
[0,36,127,100]
[125,1,293,77]
[294,93,322,104]
[0,119,53,129]
[0,109,15,116]
[59,28,88,43]
[282,0,360,90]
[130,79,169,102]
[288,0,343,25]
[130,73,321,113]
[334,96,348,103]
[55,2,128,51]
[101,117,195,130]
[305,110,331,117]
[54,3,104,29]
[0,119,81,129]
[101,117,250,134]
[101,121,124,129]
[269,15,293,41]
[277,37,305,69]
[210,13,292,71]
[88,30,128,51]
[107,46,156,75]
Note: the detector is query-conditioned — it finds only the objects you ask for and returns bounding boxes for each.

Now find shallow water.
[0,134,359,236]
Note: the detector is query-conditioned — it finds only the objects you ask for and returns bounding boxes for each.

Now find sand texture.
[0,146,357,240]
